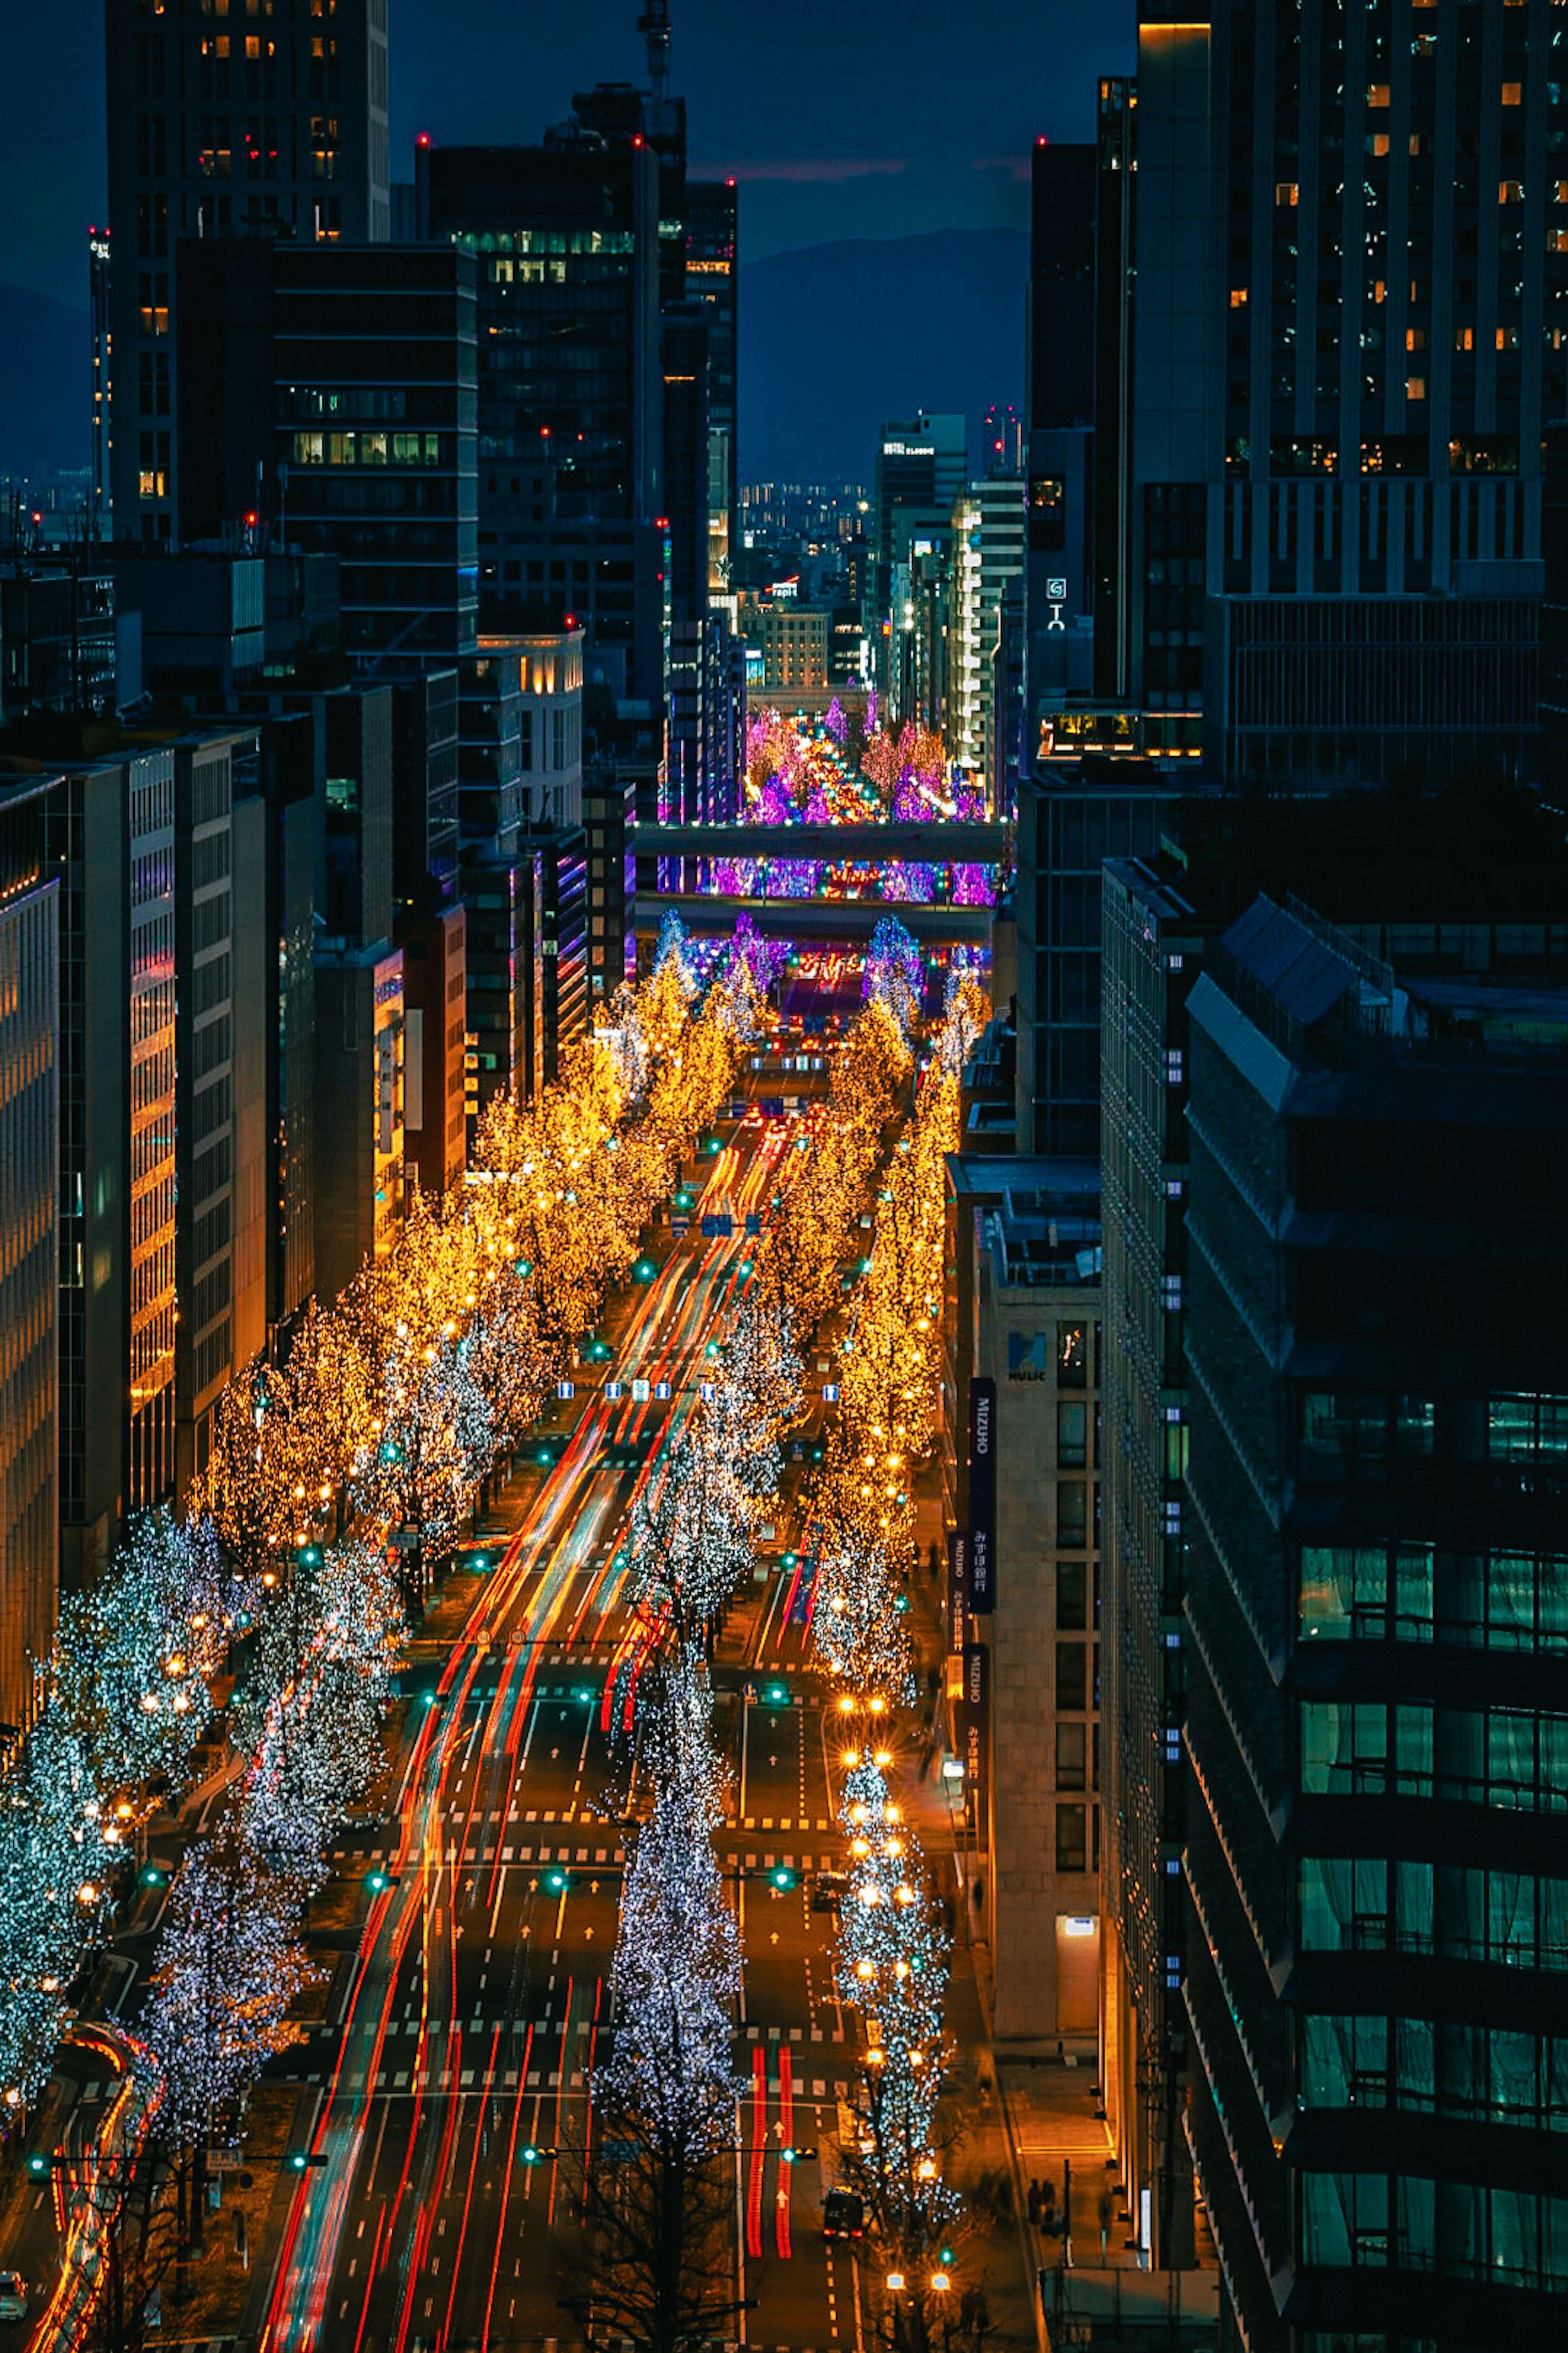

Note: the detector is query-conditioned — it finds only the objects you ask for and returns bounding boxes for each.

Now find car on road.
[0,2273,28,2321]
[811,1870,848,1913]
[823,2190,864,2241]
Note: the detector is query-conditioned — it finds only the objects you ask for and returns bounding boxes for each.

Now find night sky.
[7,0,1133,309]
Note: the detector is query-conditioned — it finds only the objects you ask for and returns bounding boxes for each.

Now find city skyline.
[4,0,1130,309]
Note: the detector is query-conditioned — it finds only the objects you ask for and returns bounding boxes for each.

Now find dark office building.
[176,237,479,671]
[1123,0,1559,781]
[583,764,635,1007]
[1022,140,1092,743]
[0,572,118,724]
[461,849,539,1119]
[417,131,663,528]
[103,0,389,542]
[537,828,588,1086]
[392,670,460,911]
[244,713,317,1337]
[686,177,739,594]
[1100,856,1209,2269]
[1014,761,1187,1157]
[1179,895,1568,2350]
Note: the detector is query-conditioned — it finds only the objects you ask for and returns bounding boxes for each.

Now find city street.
[245,1069,877,2353]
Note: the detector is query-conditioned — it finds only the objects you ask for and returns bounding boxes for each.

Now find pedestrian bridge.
[633,892,995,945]
[635,821,1007,864]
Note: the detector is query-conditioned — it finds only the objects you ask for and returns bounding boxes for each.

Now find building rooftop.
[948,1153,1101,1290]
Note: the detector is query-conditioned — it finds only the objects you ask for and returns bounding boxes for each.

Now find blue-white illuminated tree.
[145,1825,317,2244]
[577,1692,743,2353]
[240,1540,403,1897]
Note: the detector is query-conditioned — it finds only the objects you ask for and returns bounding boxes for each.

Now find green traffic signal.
[520,2143,557,2164]
[546,1868,570,1892]
[364,1869,399,1896]
[633,1258,655,1281]
[287,2151,328,2171]
[771,1866,799,1891]
[139,1864,167,1890]
[765,1681,789,1705]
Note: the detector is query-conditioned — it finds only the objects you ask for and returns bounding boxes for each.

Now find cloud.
[971,154,1034,185]
[691,157,911,185]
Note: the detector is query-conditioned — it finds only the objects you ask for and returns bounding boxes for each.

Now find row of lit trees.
[813,960,989,1654]
[800,954,992,2353]
[0,915,759,2125]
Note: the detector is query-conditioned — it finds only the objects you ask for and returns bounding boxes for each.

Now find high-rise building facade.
[1124,0,1557,781]
[687,178,739,595]
[177,238,479,671]
[1181,895,1568,2350]
[1100,856,1206,2267]
[104,0,389,542]
[0,781,58,1740]
[950,477,1027,811]
[33,749,180,1574]
[418,132,663,534]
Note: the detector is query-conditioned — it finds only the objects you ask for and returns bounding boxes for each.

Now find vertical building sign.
[963,1642,988,1810]
[947,1531,968,1656]
[967,1376,996,1613]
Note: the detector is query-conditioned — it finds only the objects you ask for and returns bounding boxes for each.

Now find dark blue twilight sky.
[7,0,1132,311]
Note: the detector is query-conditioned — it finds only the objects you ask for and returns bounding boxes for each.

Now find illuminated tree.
[240,1540,403,1894]
[573,1707,742,2353]
[48,1511,226,1826]
[145,1825,318,2239]
[812,1529,915,1706]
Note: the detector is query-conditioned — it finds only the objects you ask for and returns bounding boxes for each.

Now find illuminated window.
[1455,326,1474,350]
[1230,287,1249,307]
[1406,328,1426,351]
[1500,180,1524,205]
[1551,230,1568,253]
[1503,82,1523,105]
[1497,326,1521,349]
[1371,133,1390,157]
[1372,279,1386,303]
[1368,82,1390,107]
[1276,182,1299,207]
[1410,134,1428,157]
[1407,377,1427,400]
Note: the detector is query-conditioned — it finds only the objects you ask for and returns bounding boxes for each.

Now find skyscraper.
[1179,893,1568,2349]
[0,780,57,1742]
[176,237,479,671]
[1124,0,1555,780]
[103,0,389,542]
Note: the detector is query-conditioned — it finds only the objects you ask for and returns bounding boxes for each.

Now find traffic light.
[26,2152,64,2179]
[519,2144,557,2165]
[764,1680,789,1706]
[287,2152,328,2171]
[769,1866,800,1892]
[546,1867,571,1892]
[138,1864,168,1890]
[633,1258,656,1282]
[364,1868,399,1896]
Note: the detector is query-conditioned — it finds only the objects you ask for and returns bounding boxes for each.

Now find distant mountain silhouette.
[0,285,91,480]
[739,226,1028,486]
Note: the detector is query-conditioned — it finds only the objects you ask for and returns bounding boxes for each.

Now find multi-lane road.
[247,1075,882,2353]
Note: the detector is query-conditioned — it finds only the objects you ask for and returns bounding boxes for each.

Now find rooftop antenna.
[637,0,670,107]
